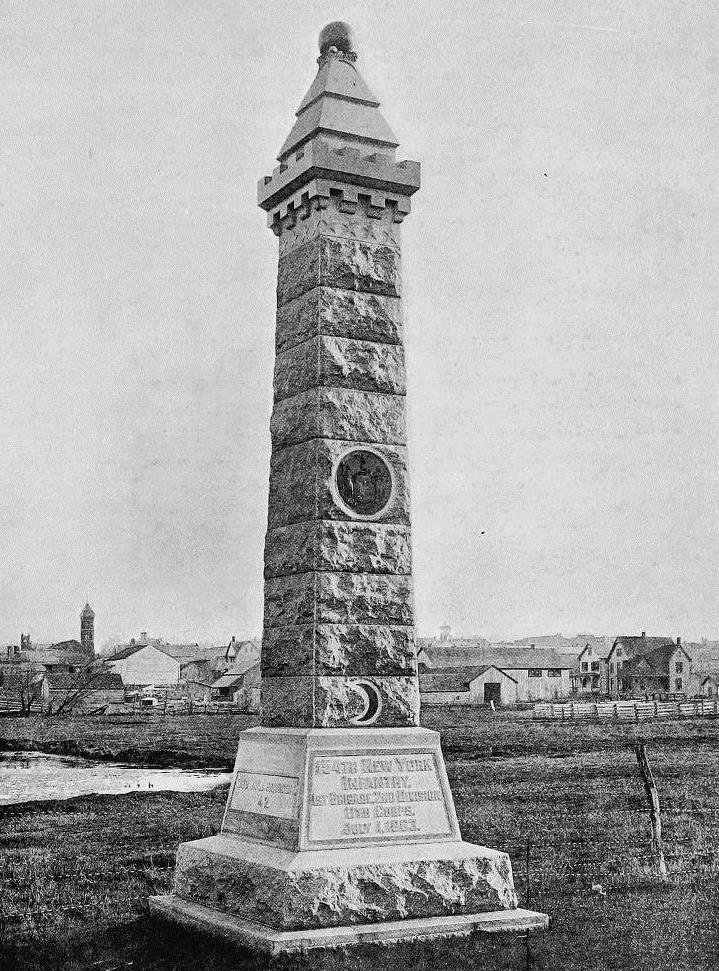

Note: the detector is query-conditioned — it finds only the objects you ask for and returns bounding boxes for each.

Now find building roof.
[105,642,178,663]
[30,649,91,668]
[212,659,260,688]
[622,643,689,678]
[419,644,575,671]
[226,638,260,655]
[211,673,245,690]
[160,644,226,662]
[577,641,613,661]
[177,648,231,667]
[48,671,124,691]
[419,665,517,692]
[80,603,95,618]
[688,644,719,673]
[49,640,84,653]
[612,636,676,658]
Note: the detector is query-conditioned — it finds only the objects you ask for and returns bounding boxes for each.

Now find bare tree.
[1,665,47,716]
[49,663,115,716]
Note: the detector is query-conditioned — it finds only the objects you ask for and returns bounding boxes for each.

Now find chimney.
[140,631,148,641]
[676,636,681,648]
[641,631,646,639]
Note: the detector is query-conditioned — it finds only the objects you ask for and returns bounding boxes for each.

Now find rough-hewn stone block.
[261,676,314,727]
[314,624,416,676]
[315,676,419,728]
[261,627,316,678]
[267,440,411,528]
[271,388,406,448]
[171,836,518,930]
[277,237,400,305]
[276,288,402,354]
[274,336,406,401]
[264,573,414,629]
[261,624,416,678]
[260,673,418,728]
[321,236,400,297]
[264,522,412,578]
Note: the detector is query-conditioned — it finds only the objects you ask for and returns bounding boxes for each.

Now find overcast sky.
[1,1,716,647]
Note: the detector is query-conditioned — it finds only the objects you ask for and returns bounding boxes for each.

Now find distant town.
[2,605,718,716]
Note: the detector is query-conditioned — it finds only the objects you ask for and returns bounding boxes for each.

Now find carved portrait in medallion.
[335,449,392,517]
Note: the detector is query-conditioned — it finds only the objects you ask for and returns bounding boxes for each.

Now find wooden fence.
[534,698,719,722]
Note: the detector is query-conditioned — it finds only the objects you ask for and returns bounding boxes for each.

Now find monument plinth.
[150,22,548,953]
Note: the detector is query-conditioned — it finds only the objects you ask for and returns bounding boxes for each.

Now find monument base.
[151,727,548,950]
[149,894,548,955]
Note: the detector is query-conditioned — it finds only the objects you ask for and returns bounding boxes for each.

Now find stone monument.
[150,22,548,953]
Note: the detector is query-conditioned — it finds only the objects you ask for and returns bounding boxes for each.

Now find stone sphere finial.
[319,21,355,56]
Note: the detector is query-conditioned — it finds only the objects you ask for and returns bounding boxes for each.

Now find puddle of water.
[0,751,232,805]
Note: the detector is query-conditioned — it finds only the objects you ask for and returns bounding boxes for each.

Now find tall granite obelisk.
[151,23,547,951]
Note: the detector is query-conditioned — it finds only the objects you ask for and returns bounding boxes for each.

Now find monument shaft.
[262,141,419,729]
[150,25,548,951]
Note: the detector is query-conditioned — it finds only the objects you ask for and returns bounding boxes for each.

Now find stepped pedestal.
[151,727,547,951]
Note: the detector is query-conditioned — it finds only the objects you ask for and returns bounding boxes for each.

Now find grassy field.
[1,709,718,970]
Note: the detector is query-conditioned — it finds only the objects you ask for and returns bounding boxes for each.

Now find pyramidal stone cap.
[258,22,420,230]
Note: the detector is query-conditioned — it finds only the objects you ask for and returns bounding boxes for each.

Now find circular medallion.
[335,449,393,517]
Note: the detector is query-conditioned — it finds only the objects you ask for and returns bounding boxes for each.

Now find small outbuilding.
[210,660,260,710]
[419,665,518,706]
[48,671,124,712]
[699,674,719,697]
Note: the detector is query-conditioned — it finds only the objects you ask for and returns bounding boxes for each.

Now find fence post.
[634,743,668,880]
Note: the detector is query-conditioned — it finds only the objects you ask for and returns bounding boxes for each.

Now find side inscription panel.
[229,772,300,819]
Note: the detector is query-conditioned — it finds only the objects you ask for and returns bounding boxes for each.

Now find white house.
[105,643,180,686]
[574,641,612,695]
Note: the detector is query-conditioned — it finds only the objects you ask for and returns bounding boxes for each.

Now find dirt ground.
[1,709,718,970]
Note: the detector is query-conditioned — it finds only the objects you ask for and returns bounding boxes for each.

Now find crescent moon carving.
[351,680,382,725]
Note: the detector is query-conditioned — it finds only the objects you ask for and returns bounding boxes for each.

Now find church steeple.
[80,602,94,655]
